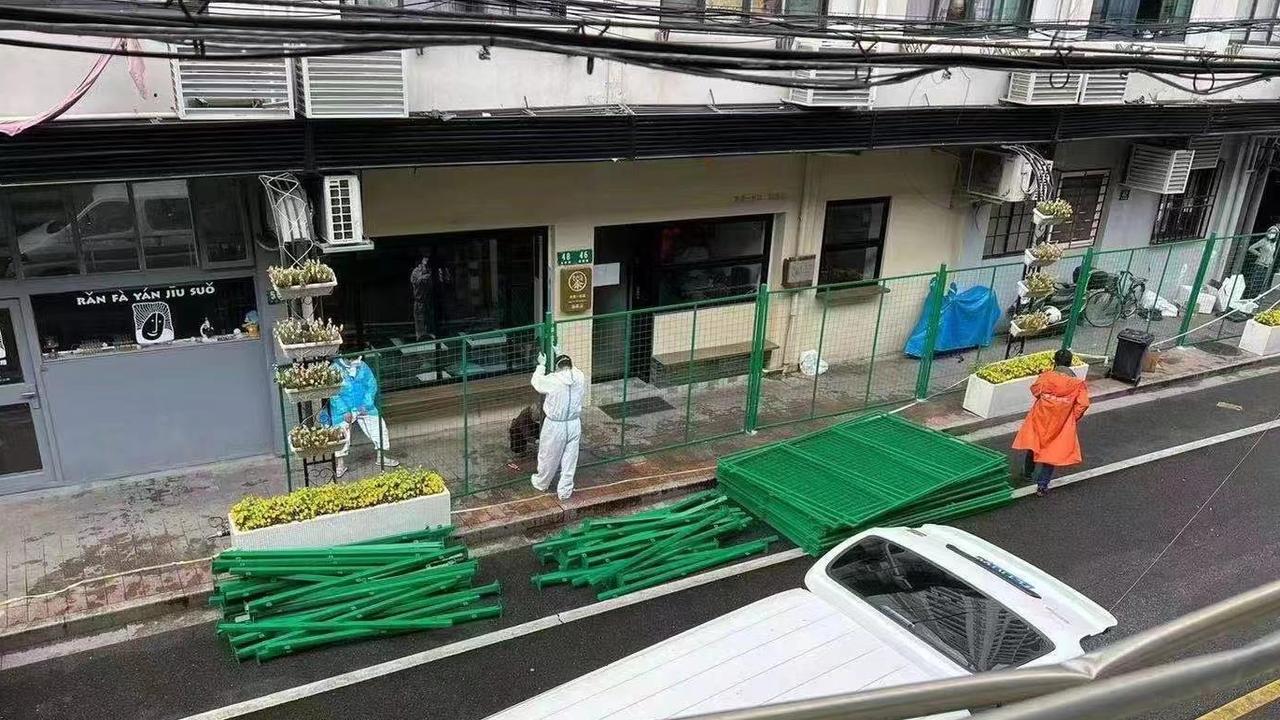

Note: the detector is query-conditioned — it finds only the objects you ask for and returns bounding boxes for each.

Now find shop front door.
[0,300,56,493]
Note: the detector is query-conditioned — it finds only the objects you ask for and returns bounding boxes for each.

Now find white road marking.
[179,548,808,720]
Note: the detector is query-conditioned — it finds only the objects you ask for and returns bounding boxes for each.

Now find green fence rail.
[282,232,1279,500]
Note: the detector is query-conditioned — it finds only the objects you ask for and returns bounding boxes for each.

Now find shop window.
[322,227,542,353]
[0,178,252,279]
[818,198,888,284]
[1152,165,1222,244]
[191,178,252,267]
[134,180,197,269]
[8,187,78,277]
[1088,0,1191,39]
[1053,170,1110,247]
[31,276,259,359]
[983,200,1036,259]
[68,183,140,274]
[655,216,771,304]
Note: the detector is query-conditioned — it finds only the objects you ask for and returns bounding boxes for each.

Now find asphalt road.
[3,368,1280,720]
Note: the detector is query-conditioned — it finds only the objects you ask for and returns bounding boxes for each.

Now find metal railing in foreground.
[677,578,1280,720]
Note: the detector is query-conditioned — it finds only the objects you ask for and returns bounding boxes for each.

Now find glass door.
[0,299,55,492]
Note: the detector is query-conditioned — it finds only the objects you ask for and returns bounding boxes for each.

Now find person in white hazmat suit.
[530,352,586,501]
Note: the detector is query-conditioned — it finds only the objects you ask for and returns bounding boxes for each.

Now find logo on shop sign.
[559,266,592,315]
[132,301,175,345]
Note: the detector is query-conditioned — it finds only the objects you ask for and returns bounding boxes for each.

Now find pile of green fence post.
[720,413,1012,555]
[211,526,501,662]
[531,490,777,600]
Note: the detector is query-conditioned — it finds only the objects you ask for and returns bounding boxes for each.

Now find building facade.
[2,0,1280,492]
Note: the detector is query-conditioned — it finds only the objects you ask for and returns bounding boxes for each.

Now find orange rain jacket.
[1012,369,1091,467]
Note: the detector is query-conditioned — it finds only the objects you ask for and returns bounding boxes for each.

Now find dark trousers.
[1023,451,1057,491]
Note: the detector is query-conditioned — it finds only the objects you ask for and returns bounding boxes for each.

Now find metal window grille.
[983,200,1036,258]
[1053,169,1110,247]
[1243,0,1280,44]
[1152,164,1223,244]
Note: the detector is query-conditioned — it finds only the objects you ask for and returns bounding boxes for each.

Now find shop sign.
[556,249,594,267]
[559,266,592,314]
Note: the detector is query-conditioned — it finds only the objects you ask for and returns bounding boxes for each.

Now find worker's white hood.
[484,589,965,720]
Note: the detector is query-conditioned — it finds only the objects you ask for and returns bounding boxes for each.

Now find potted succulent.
[1033,199,1073,227]
[1023,241,1064,268]
[962,350,1089,419]
[1009,309,1050,337]
[1017,270,1056,300]
[276,361,345,402]
[228,467,451,549]
[268,260,337,299]
[275,317,343,361]
[287,423,348,461]
[1240,308,1280,356]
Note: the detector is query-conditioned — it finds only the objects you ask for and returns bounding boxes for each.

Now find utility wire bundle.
[532,491,777,600]
[212,526,501,662]
[720,413,1012,555]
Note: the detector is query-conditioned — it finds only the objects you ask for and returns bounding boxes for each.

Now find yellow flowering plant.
[267,259,336,289]
[975,350,1083,384]
[230,467,447,531]
[276,362,344,391]
[1255,309,1280,327]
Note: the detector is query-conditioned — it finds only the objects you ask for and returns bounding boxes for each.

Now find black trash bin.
[1110,328,1154,384]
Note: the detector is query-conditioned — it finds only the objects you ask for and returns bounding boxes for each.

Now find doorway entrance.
[591,215,773,383]
[0,299,56,493]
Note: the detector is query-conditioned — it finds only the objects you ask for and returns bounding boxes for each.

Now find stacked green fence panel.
[719,413,1011,555]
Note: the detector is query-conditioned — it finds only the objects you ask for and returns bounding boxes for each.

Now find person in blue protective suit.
[530,352,586,501]
[320,356,399,478]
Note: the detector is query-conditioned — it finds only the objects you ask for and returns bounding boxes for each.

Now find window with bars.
[659,0,817,23]
[1242,0,1280,45]
[905,0,1031,22]
[983,169,1111,258]
[1087,0,1192,39]
[1054,170,1111,247]
[1151,165,1222,243]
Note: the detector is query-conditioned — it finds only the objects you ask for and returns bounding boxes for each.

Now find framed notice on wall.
[782,255,817,289]
[559,266,592,314]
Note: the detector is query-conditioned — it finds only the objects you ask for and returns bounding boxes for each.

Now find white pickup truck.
[489,524,1117,720]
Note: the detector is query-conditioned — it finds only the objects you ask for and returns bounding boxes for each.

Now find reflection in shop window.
[134,180,197,269]
[191,178,252,266]
[31,277,259,359]
[819,198,888,284]
[8,187,78,277]
[68,183,141,274]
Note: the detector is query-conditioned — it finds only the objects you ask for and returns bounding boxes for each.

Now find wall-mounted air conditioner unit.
[321,175,370,249]
[964,150,1048,203]
[1188,136,1224,170]
[1004,71,1083,105]
[171,2,300,120]
[1004,71,1129,106]
[1125,145,1195,194]
[1078,71,1130,104]
[298,50,409,118]
[784,41,875,109]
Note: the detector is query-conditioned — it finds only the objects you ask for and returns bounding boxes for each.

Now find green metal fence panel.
[1186,232,1276,347]
[1178,235,1216,347]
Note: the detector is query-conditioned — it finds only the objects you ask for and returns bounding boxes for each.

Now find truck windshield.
[827,537,1054,672]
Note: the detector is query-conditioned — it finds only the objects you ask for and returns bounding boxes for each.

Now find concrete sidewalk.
[1,339,1273,648]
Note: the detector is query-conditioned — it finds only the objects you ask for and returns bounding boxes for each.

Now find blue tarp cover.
[904,281,1002,358]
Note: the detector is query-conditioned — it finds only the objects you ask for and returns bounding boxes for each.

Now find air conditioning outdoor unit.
[1125,145,1195,194]
[1188,136,1224,170]
[1004,71,1084,105]
[785,41,875,109]
[297,50,409,118]
[1078,71,1130,104]
[171,2,299,120]
[964,150,1048,203]
[321,175,369,249]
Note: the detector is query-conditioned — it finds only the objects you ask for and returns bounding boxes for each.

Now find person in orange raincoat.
[1012,348,1090,496]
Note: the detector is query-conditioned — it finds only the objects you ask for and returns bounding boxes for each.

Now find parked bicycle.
[1083,270,1147,327]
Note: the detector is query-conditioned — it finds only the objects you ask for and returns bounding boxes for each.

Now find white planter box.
[277,337,343,361]
[1239,320,1280,356]
[273,280,338,300]
[288,429,348,461]
[1022,247,1062,268]
[229,490,451,550]
[282,384,343,403]
[962,364,1089,419]
[1033,208,1068,227]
